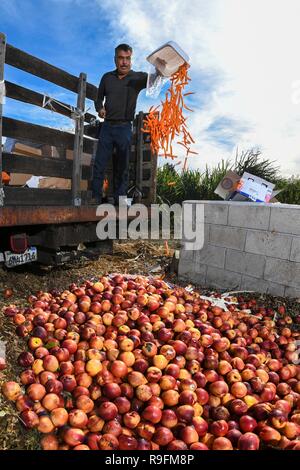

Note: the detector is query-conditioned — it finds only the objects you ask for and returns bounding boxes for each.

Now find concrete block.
[228,205,271,230]
[290,237,300,262]
[179,248,194,262]
[206,266,242,290]
[269,207,300,235]
[241,275,285,296]
[178,255,194,277]
[266,283,286,297]
[180,223,210,255]
[189,265,207,285]
[210,225,246,251]
[178,260,207,283]
[264,258,300,287]
[181,202,207,250]
[225,249,265,278]
[241,275,267,293]
[245,230,292,260]
[205,224,210,243]
[204,203,228,225]
[284,286,300,298]
[194,244,226,269]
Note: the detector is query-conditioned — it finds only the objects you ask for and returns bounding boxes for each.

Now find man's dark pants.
[92,121,132,203]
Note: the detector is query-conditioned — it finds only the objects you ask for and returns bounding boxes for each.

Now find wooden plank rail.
[5,81,96,123]
[3,186,89,206]
[86,83,98,102]
[2,116,97,154]
[2,152,92,180]
[0,36,157,209]
[5,43,98,101]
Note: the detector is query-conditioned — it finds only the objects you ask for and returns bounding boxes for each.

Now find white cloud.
[97,0,300,176]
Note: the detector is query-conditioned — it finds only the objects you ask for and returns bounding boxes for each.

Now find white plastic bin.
[146,41,189,77]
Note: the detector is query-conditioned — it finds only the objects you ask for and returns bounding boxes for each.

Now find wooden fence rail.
[2,116,96,154]
[5,81,96,123]
[2,152,92,180]
[5,43,98,101]
[0,32,157,209]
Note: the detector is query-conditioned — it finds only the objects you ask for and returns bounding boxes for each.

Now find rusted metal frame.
[0,206,151,227]
[72,73,86,206]
[0,206,100,226]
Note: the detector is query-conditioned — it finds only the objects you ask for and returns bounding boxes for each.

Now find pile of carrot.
[142,63,197,168]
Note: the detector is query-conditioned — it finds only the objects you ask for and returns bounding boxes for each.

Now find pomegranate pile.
[1,274,300,450]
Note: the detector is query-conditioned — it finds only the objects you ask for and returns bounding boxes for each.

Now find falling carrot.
[164,240,170,256]
[142,63,197,161]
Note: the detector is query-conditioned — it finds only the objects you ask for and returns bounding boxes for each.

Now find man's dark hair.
[115,44,133,57]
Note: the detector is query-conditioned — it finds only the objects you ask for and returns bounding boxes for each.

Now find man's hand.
[98,108,106,119]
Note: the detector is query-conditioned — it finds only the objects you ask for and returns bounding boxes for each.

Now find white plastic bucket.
[146,41,189,77]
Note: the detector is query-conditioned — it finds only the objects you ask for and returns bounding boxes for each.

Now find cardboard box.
[214,170,241,200]
[9,174,88,191]
[215,171,281,203]
[6,139,90,189]
[8,139,62,159]
[49,146,62,158]
[66,149,92,166]
[38,177,71,190]
[9,173,33,186]
[236,172,275,203]
[13,143,42,157]
[39,177,88,191]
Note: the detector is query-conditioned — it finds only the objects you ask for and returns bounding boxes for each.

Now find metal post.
[0,33,7,207]
[136,111,144,203]
[72,72,86,206]
[151,148,158,204]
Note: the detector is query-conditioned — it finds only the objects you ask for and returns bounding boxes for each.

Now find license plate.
[4,247,37,268]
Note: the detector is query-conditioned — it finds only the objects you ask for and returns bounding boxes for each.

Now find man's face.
[115,49,132,76]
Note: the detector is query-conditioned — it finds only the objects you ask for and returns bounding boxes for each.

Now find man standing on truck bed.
[92,44,148,205]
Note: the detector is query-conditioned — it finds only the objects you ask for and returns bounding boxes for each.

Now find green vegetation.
[156,149,300,205]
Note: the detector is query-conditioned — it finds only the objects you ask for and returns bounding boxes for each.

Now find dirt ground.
[0,239,299,450]
[0,239,181,293]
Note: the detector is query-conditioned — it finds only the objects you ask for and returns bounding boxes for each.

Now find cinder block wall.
[178,201,300,298]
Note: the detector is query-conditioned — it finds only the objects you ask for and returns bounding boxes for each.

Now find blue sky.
[1,0,300,175]
[1,0,118,129]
